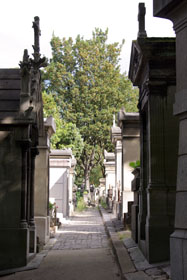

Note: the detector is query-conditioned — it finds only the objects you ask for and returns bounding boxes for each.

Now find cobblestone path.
[1,208,121,280]
[53,207,109,250]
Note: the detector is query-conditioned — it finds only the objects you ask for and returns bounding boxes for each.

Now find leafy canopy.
[42,91,84,159]
[43,28,138,185]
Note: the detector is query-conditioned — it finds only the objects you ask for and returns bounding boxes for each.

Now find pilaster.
[34,116,56,246]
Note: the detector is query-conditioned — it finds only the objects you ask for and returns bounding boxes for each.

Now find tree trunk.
[84,168,90,191]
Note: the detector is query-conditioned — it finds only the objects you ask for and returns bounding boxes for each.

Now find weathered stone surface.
[104,150,115,209]
[118,109,140,223]
[50,149,76,220]
[124,271,152,280]
[129,30,178,263]
[35,117,56,246]
[0,17,47,270]
[123,238,137,249]
[153,1,187,278]
[145,267,164,276]
[111,124,122,210]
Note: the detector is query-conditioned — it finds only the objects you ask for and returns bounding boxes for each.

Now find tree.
[89,165,103,187]
[43,28,138,188]
[42,91,84,159]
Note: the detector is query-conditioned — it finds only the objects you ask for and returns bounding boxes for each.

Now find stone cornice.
[153,0,184,19]
[118,108,139,127]
[50,149,72,158]
[104,150,115,162]
[110,125,122,144]
[44,116,56,137]
[129,37,176,88]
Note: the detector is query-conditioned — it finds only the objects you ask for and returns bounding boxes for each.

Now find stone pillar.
[104,151,115,195]
[129,28,178,262]
[111,125,122,218]
[49,149,72,221]
[99,178,106,200]
[118,109,140,227]
[154,1,187,277]
[69,156,77,216]
[131,167,140,243]
[20,141,30,229]
[29,147,39,253]
[34,116,56,247]
[104,151,115,210]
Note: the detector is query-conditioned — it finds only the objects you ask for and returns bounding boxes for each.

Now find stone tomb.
[111,122,122,218]
[0,17,47,270]
[118,109,140,226]
[69,156,77,216]
[153,0,187,278]
[129,4,179,263]
[49,149,76,221]
[104,150,115,208]
[98,178,106,200]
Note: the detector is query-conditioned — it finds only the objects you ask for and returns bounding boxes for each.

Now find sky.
[0,0,175,73]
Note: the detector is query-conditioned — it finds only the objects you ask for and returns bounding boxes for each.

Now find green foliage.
[83,190,88,194]
[76,197,87,212]
[89,164,103,187]
[43,28,139,185]
[42,91,84,159]
[49,201,54,210]
[118,75,139,112]
[76,190,82,201]
[129,160,140,168]
[100,198,108,209]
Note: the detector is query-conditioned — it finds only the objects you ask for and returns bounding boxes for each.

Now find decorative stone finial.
[138,3,147,38]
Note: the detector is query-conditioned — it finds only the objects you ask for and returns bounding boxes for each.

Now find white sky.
[0,0,175,73]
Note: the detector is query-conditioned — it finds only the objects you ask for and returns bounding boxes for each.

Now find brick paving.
[53,208,109,250]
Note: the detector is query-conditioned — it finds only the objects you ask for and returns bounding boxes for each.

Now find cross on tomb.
[32,16,47,68]
[32,16,41,63]
[138,3,147,38]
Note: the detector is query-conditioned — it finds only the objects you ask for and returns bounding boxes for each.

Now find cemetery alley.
[0,207,171,280]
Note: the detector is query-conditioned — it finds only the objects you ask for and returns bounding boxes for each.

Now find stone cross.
[31,16,47,69]
[138,3,147,38]
[32,16,41,63]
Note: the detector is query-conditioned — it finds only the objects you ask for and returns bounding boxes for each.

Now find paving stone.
[151,277,169,280]
[123,238,137,249]
[128,247,153,270]
[145,267,164,276]
[161,266,171,278]
[53,208,109,251]
[124,271,152,280]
